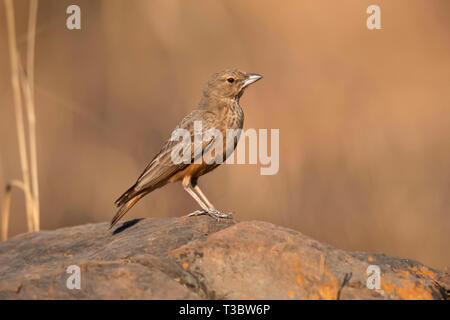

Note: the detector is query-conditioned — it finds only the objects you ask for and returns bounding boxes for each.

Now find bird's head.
[203,69,263,101]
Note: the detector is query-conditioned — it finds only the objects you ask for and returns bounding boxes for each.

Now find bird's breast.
[221,102,244,131]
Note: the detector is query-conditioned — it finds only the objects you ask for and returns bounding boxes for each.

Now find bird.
[110,69,263,228]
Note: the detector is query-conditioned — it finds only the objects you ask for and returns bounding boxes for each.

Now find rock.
[0,216,448,299]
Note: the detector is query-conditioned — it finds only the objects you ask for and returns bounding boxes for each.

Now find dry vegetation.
[1,0,39,240]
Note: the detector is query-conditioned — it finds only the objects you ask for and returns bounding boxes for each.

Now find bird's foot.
[208,209,234,221]
[187,210,207,217]
[187,209,234,221]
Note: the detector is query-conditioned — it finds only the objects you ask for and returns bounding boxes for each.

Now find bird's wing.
[133,108,218,191]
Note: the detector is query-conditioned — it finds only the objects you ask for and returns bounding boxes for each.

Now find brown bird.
[110,69,262,228]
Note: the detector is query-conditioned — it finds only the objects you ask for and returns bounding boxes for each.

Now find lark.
[111,69,262,228]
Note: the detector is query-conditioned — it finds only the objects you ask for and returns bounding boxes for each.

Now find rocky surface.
[0,216,448,299]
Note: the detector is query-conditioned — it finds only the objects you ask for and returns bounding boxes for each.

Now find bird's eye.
[227,77,235,83]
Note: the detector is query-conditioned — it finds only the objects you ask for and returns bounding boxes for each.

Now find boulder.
[0,216,448,299]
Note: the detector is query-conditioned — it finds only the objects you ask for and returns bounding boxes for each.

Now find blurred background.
[0,0,449,269]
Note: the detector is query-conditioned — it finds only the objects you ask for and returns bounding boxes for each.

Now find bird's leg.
[182,176,210,217]
[193,185,215,209]
[183,176,232,220]
[183,185,209,215]
[192,178,233,219]
[193,184,233,219]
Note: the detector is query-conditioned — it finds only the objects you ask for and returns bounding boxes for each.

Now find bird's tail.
[110,193,145,229]
[114,184,138,207]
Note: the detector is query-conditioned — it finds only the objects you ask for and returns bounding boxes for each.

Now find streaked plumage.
[111,69,262,228]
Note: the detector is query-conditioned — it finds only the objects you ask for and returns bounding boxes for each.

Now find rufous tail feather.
[110,193,144,229]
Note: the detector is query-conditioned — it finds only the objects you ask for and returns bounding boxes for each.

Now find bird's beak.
[242,73,263,88]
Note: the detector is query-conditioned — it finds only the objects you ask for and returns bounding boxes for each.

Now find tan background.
[0,0,449,269]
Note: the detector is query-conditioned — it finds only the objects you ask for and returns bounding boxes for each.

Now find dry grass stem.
[1,180,26,241]
[26,0,40,231]
[2,0,40,237]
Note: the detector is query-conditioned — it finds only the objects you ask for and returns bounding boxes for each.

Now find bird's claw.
[187,210,206,217]
[187,209,234,221]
